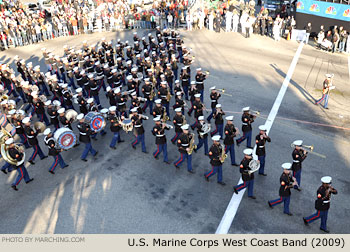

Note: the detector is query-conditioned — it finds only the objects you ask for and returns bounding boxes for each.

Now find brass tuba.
[34,122,46,133]
[0,128,25,166]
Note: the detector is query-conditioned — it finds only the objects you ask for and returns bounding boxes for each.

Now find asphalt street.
[0,28,349,234]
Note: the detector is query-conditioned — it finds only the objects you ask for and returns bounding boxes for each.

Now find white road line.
[215,42,305,234]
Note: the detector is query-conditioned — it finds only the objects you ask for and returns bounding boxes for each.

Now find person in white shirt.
[209,12,214,31]
[232,12,239,32]
[186,12,192,31]
[225,10,233,32]
[167,13,173,29]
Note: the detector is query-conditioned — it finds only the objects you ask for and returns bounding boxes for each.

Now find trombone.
[290,144,326,159]
[215,88,232,97]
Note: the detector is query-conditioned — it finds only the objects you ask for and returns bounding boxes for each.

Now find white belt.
[28,136,34,138]
[76,78,82,81]
[50,116,56,119]
[196,82,203,84]
[182,79,188,81]
[258,146,265,148]
[156,135,165,137]
[293,160,300,163]
[107,76,113,79]
[242,123,248,125]
[80,132,87,135]
[181,144,189,147]
[211,100,217,102]
[323,200,330,203]
[118,103,125,105]
[91,87,98,90]
[134,125,142,128]
[177,123,182,126]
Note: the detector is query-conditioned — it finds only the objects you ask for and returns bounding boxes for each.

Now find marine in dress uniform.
[291,140,308,191]
[196,116,209,155]
[141,78,154,114]
[130,108,147,153]
[58,108,73,130]
[180,66,190,100]
[158,81,170,117]
[6,138,34,191]
[236,107,256,148]
[171,108,185,144]
[32,94,50,126]
[256,125,271,176]
[204,135,226,185]
[108,106,124,149]
[303,176,338,233]
[224,116,238,166]
[315,74,333,109]
[76,113,98,161]
[173,124,194,173]
[46,100,60,130]
[210,104,225,138]
[190,93,204,129]
[43,128,68,174]
[207,86,221,122]
[76,88,89,115]
[233,149,256,199]
[10,110,30,148]
[268,163,295,215]
[195,68,206,102]
[152,116,170,164]
[23,117,47,165]
[173,91,185,115]
[62,84,74,110]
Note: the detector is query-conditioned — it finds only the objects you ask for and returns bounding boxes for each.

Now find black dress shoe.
[101,131,107,136]
[188,170,195,174]
[118,140,125,143]
[218,181,226,186]
[285,212,293,216]
[132,145,136,149]
[49,171,55,174]
[236,140,240,146]
[1,170,7,174]
[295,188,302,191]
[74,143,80,147]
[164,161,170,164]
[26,178,34,184]
[62,165,69,169]
[11,185,18,191]
[303,218,309,226]
[93,151,98,157]
[93,138,98,141]
[29,160,35,165]
[268,201,273,208]
[259,173,267,176]
[320,228,330,233]
[81,159,88,162]
[231,163,239,166]
[249,196,256,199]
[142,151,148,154]
[233,187,238,194]
[41,156,48,160]
[110,146,117,150]
[205,175,209,182]
[154,155,159,160]
[174,164,179,169]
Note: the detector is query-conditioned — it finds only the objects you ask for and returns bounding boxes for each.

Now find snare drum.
[54,127,77,150]
[85,112,106,132]
[120,118,133,133]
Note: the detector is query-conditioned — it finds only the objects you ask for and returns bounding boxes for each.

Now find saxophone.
[162,108,169,123]
[219,144,228,163]
[166,88,172,102]
[182,115,187,125]
[187,133,197,155]
[149,85,155,100]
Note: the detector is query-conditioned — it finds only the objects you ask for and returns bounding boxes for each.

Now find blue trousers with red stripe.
[236,130,252,148]
[19,133,30,148]
[258,155,266,174]
[110,132,121,148]
[1,161,13,173]
[153,143,168,162]
[304,210,328,230]
[225,144,236,165]
[207,108,216,122]
[142,100,153,114]
[29,144,46,162]
[37,113,50,126]
[293,169,302,189]
[197,136,209,155]
[234,179,254,197]
[190,119,199,129]
[132,133,146,152]
[211,124,223,138]
[315,94,329,109]
[174,153,192,171]
[205,165,222,182]
[49,154,67,172]
[12,165,31,186]
[171,132,181,144]
[268,196,291,214]
[81,142,97,160]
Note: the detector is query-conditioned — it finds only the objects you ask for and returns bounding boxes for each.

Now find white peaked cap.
[293,140,303,146]
[58,108,65,114]
[43,128,51,136]
[259,125,267,131]
[77,113,84,120]
[321,176,332,184]
[181,124,189,130]
[212,135,220,141]
[243,149,253,155]
[282,163,292,170]
[226,116,234,121]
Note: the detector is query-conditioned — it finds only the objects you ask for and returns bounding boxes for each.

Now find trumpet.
[215,88,232,97]
[251,110,260,116]
[290,144,326,159]
[140,114,149,120]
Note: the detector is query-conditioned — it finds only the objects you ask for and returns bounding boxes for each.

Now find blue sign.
[297,0,350,22]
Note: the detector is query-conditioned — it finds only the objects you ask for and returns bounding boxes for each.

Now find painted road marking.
[216,41,305,234]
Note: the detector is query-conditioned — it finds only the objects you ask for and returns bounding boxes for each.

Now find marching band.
[0,28,337,233]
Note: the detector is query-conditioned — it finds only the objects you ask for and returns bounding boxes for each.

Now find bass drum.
[54,127,77,150]
[0,113,16,137]
[84,112,106,132]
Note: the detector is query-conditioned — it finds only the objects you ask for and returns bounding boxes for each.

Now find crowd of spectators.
[0,0,191,50]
